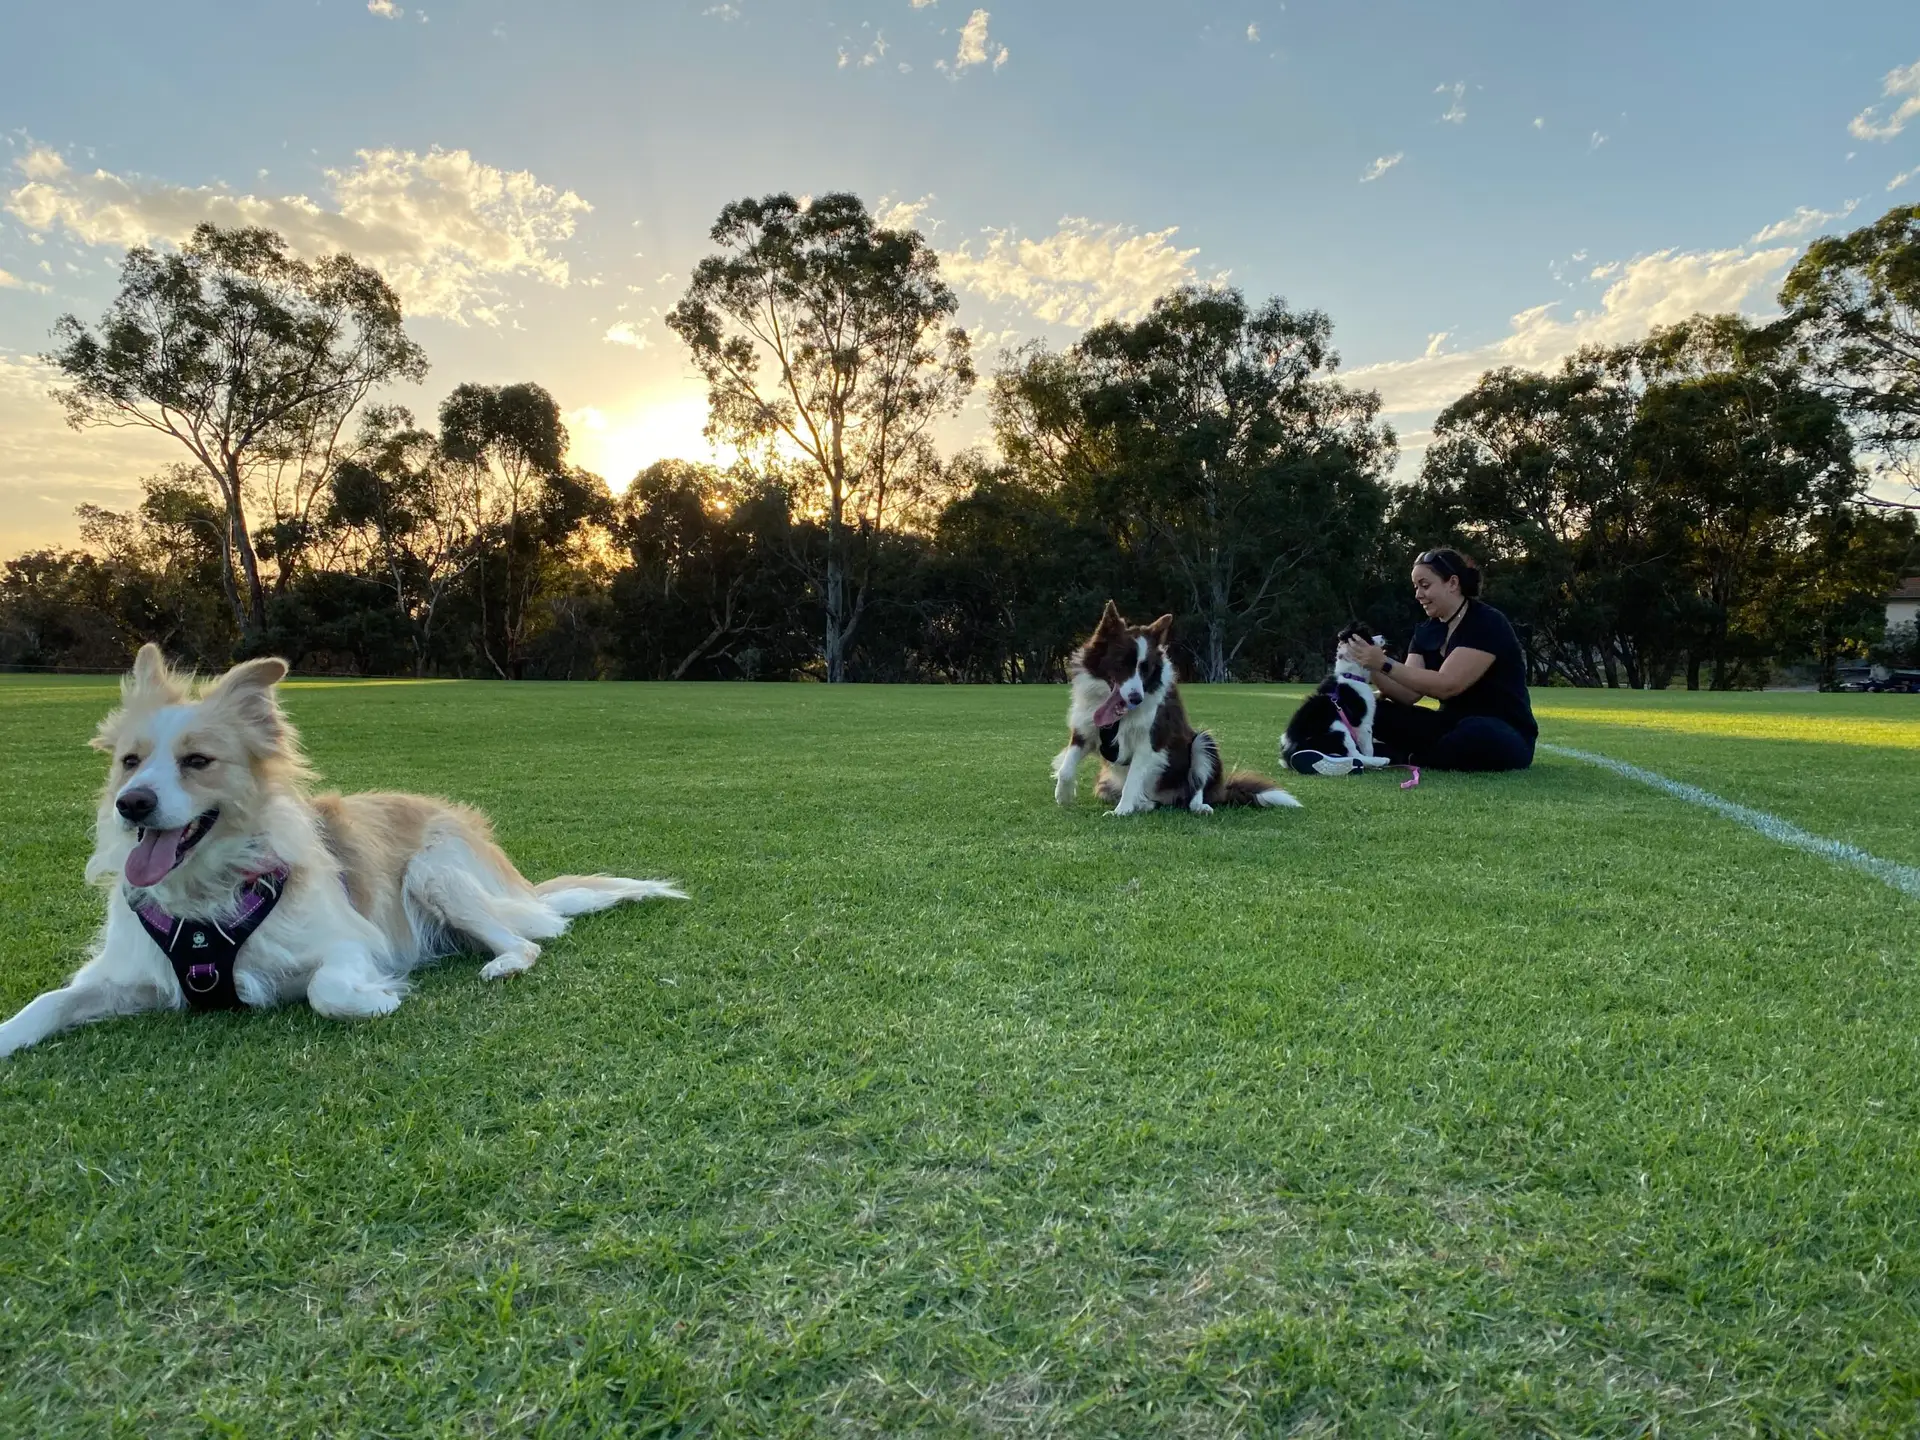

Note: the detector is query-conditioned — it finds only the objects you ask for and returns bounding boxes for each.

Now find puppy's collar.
[127,864,290,1012]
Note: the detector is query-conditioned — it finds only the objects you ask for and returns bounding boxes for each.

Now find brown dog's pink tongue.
[1093,688,1129,727]
[124,827,185,888]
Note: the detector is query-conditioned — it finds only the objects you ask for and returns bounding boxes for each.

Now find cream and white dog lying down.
[0,645,683,1057]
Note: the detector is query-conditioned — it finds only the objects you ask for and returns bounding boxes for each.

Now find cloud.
[874,193,936,233]
[0,268,50,293]
[1436,82,1466,124]
[953,9,1007,70]
[604,321,650,350]
[704,3,739,18]
[1890,167,1918,193]
[1748,200,1858,244]
[1532,116,1544,130]
[0,352,180,555]
[6,145,591,325]
[1849,58,1920,142]
[1360,153,1403,184]
[1349,244,1798,416]
[1589,131,1608,151]
[1246,23,1259,41]
[367,0,402,15]
[912,0,936,6]
[939,217,1204,327]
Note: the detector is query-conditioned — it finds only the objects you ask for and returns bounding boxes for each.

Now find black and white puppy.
[1280,623,1394,776]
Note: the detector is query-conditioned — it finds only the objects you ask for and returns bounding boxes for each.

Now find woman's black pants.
[1371,701,1535,772]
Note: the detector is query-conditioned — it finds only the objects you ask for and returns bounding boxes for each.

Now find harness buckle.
[184,962,221,993]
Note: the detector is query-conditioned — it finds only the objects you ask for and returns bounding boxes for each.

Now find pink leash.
[1332,699,1420,789]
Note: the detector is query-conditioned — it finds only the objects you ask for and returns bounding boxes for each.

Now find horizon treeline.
[4,196,1917,688]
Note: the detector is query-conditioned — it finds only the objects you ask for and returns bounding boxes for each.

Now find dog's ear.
[121,643,190,707]
[1094,599,1125,636]
[203,656,292,752]
[1146,614,1174,643]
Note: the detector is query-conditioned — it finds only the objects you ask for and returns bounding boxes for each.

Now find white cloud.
[1246,23,1259,41]
[1436,82,1466,124]
[953,9,1007,71]
[6,145,591,326]
[1349,244,1797,416]
[1849,58,1920,142]
[874,193,936,233]
[939,217,1203,327]
[0,267,50,293]
[367,0,402,16]
[1532,117,1544,130]
[1748,200,1858,244]
[604,321,650,350]
[704,3,739,19]
[0,352,181,555]
[1890,167,1918,193]
[1360,153,1403,184]
[1589,131,1608,151]
[912,0,937,6]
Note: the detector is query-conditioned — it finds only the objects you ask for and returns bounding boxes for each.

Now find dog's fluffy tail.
[533,874,687,914]
[1189,729,1300,809]
[1217,770,1303,809]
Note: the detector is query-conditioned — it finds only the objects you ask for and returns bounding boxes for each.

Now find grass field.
[2,676,1918,1437]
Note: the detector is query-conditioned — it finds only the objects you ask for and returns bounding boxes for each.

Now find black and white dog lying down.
[1280,623,1394,777]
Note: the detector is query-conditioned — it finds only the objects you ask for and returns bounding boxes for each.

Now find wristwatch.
[1381,657,1396,674]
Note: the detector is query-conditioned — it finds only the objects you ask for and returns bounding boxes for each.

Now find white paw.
[1189,799,1213,815]
[1108,799,1151,817]
[1054,780,1075,806]
[480,944,540,981]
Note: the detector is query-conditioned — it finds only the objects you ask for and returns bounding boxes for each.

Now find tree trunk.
[221,463,269,640]
[824,496,847,683]
[1686,652,1702,691]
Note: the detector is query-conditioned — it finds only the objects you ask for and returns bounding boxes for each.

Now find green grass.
[2,676,1918,1437]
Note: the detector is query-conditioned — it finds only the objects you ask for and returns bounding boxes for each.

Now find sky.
[1,0,1917,554]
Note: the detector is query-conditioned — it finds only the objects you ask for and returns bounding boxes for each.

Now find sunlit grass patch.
[1533,700,1920,750]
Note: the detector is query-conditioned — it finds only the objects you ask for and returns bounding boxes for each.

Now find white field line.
[1543,743,1920,900]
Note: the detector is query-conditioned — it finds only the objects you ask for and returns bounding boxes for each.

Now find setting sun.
[564,393,727,491]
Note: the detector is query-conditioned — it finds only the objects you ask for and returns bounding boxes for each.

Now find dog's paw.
[1108,798,1151,817]
[1188,798,1214,815]
[481,944,541,981]
[1054,780,1075,806]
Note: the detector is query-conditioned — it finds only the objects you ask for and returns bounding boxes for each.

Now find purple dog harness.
[129,866,290,1012]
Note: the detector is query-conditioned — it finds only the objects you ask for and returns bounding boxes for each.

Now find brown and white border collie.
[0,645,683,1057]
[1052,601,1300,815]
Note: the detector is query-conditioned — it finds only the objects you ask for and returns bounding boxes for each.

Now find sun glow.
[565,395,728,491]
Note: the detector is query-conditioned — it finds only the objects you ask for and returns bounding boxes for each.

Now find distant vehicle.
[1838,665,1920,693]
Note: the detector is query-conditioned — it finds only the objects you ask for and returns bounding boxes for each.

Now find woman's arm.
[1344,639,1496,702]
[1373,652,1426,705]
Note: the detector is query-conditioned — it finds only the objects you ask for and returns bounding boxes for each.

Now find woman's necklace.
[1440,598,1470,656]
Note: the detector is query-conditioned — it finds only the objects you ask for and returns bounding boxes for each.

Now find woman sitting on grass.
[1342,547,1537,772]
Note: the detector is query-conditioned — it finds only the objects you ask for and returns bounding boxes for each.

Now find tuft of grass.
[1,677,1918,1437]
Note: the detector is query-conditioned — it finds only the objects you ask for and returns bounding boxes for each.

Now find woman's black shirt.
[1409,600,1537,740]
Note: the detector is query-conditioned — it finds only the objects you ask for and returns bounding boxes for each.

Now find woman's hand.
[1341,637,1387,672]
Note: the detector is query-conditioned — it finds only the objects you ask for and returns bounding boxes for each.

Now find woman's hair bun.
[1416,546,1481,597]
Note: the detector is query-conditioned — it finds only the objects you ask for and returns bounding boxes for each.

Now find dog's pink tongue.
[1093,688,1129,727]
[124,827,185,888]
